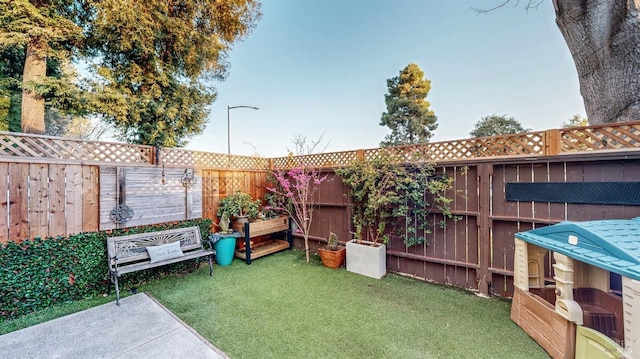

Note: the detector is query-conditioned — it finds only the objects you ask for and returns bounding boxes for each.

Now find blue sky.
[185,0,585,157]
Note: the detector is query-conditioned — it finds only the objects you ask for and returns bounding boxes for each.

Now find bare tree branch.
[288,132,329,156]
[472,0,543,14]
[471,0,513,14]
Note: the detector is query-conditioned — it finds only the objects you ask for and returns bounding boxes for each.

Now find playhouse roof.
[515,218,640,281]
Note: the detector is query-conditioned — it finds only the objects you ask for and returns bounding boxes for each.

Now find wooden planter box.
[232,216,291,264]
[232,215,289,236]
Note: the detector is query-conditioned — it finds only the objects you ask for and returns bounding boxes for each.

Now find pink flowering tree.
[267,165,327,263]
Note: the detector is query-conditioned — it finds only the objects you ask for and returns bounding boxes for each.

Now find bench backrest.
[107,226,204,268]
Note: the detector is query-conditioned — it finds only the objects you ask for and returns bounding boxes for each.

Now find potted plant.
[216,190,261,224]
[317,232,346,269]
[336,148,456,279]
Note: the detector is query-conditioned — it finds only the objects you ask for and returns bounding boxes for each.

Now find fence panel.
[99,166,202,230]
[201,169,268,228]
[0,162,100,243]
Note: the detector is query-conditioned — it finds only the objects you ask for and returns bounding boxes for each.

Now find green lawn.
[1,250,549,358]
[142,250,549,359]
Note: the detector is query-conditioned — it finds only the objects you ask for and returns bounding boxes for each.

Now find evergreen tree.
[380,63,437,147]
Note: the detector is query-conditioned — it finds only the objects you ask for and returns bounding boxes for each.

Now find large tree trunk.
[21,40,46,134]
[554,0,640,125]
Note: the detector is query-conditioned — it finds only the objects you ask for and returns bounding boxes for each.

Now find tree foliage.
[0,0,85,134]
[562,114,588,128]
[0,42,86,134]
[336,148,456,247]
[469,114,529,138]
[84,0,261,147]
[380,63,438,147]
[1,0,261,147]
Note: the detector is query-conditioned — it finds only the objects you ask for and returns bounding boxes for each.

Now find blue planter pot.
[214,236,236,266]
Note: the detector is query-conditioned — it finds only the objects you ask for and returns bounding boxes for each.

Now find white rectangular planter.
[346,239,386,279]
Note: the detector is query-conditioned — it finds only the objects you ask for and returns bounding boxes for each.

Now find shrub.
[336,148,456,246]
[0,218,212,321]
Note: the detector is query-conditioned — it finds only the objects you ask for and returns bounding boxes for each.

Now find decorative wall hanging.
[182,169,198,188]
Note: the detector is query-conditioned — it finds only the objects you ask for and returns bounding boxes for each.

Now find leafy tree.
[379,63,438,147]
[1,0,260,147]
[85,0,261,147]
[469,114,530,138]
[477,1,640,125]
[562,114,588,128]
[0,46,23,131]
[0,0,84,134]
[0,43,85,134]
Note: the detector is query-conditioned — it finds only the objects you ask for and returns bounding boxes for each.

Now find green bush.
[0,218,212,321]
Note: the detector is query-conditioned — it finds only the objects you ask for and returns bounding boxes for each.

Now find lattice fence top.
[3,121,640,169]
[560,121,640,152]
[363,132,545,162]
[161,148,270,169]
[0,131,153,164]
[271,150,359,169]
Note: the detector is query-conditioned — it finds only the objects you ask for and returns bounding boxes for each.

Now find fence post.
[356,149,365,161]
[545,129,561,156]
[478,163,493,296]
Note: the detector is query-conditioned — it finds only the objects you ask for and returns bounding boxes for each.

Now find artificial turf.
[142,250,550,359]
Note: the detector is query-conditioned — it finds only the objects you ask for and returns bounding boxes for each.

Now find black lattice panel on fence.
[0,132,153,163]
[506,182,640,205]
[561,122,640,151]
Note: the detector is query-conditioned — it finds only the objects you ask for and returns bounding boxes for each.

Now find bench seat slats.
[113,250,213,275]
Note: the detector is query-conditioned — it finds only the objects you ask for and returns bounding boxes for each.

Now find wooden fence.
[1,121,640,297]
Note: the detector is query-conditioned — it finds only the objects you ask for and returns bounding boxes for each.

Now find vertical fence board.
[48,165,66,237]
[82,166,99,232]
[8,163,29,242]
[623,160,640,219]
[600,161,625,219]
[565,162,586,221]
[65,164,83,235]
[517,164,533,219]
[98,166,117,230]
[532,163,550,221]
[28,163,48,238]
[0,163,8,241]
[548,162,566,220]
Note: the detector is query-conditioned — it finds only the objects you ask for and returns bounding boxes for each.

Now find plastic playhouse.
[511,218,640,358]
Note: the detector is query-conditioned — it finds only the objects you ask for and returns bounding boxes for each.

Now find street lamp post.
[227,105,259,155]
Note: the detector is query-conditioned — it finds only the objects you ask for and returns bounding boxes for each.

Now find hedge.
[0,219,212,321]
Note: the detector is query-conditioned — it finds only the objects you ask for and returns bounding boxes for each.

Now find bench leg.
[209,254,213,276]
[106,273,112,296]
[112,273,121,306]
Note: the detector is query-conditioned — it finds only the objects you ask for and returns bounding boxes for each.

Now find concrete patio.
[0,293,228,359]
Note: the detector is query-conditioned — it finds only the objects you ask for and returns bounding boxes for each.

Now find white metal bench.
[107,226,213,305]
